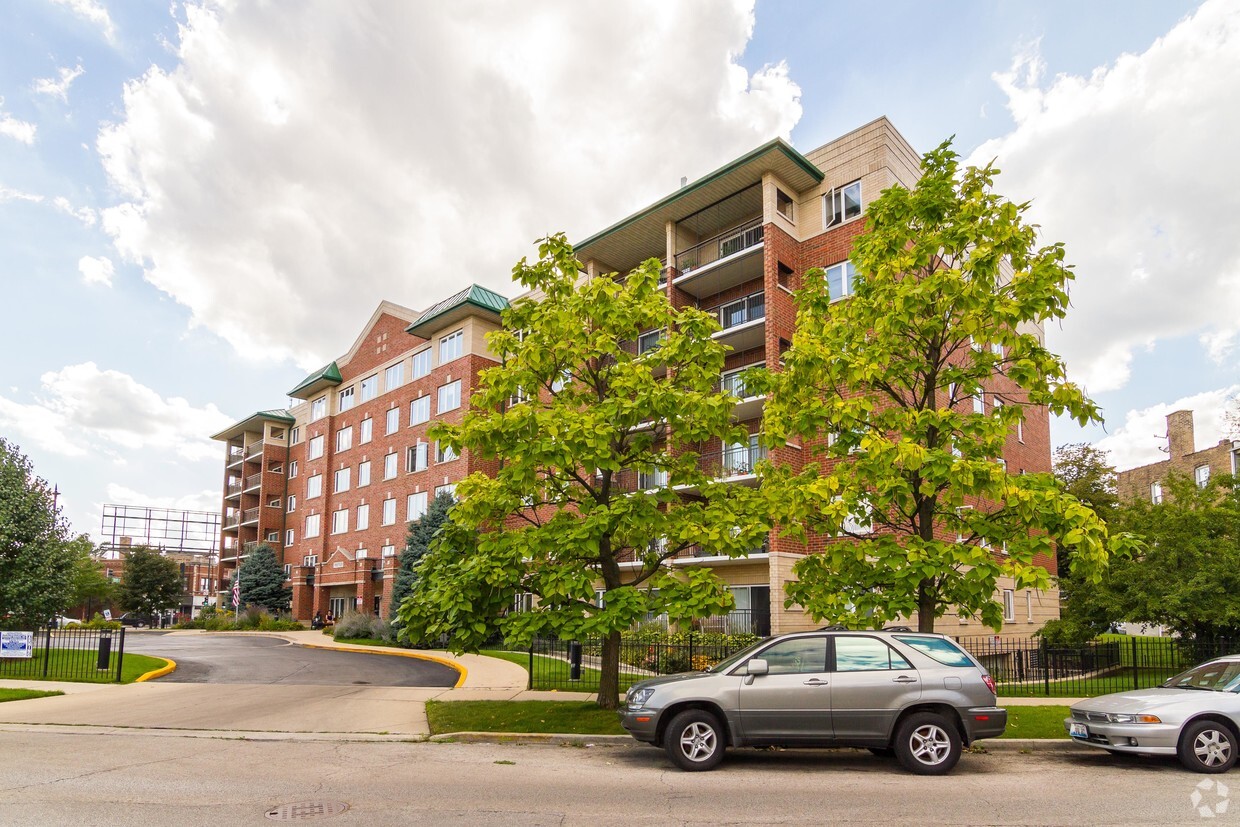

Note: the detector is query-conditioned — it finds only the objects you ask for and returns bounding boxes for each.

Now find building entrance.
[329,596,349,618]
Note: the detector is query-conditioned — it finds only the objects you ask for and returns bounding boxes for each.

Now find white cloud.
[970,0,1240,393]
[34,64,85,102]
[96,0,801,369]
[0,362,233,462]
[1095,385,1240,471]
[101,483,220,514]
[0,185,43,203]
[0,98,37,144]
[48,0,117,43]
[78,255,114,286]
[52,196,98,226]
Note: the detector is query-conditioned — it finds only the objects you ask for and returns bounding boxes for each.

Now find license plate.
[1070,722,1088,738]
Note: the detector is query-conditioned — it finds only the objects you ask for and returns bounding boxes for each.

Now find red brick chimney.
[1166,410,1196,459]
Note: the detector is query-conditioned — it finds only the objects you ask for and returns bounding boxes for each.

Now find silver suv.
[620,629,1005,774]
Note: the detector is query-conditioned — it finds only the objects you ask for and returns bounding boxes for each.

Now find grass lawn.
[480,649,647,693]
[0,688,64,703]
[999,705,1070,739]
[2,651,169,684]
[328,637,407,649]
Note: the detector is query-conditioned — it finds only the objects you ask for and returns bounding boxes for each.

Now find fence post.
[1041,638,1050,696]
[116,627,126,683]
[527,644,534,691]
[1131,636,1139,691]
[42,626,52,678]
[688,631,694,670]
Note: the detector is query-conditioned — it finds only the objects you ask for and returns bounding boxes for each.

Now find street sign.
[0,631,34,659]
[103,609,112,620]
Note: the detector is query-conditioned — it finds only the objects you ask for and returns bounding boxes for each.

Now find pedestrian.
[312,612,323,630]
[325,612,334,626]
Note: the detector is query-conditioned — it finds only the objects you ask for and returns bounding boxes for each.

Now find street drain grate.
[265,800,350,821]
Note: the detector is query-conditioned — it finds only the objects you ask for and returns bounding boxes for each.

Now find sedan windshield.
[1163,660,1240,692]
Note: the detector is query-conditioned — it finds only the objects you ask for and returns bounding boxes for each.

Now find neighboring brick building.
[1116,409,1240,504]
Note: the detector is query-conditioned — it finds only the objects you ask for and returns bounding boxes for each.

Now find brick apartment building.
[1115,409,1240,503]
[212,116,1059,636]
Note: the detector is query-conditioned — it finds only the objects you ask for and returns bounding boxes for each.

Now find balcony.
[244,472,264,493]
[225,480,243,499]
[226,444,245,468]
[673,218,764,299]
[700,439,765,484]
[244,440,266,460]
[223,512,242,530]
[719,366,766,422]
[241,507,260,526]
[707,291,765,352]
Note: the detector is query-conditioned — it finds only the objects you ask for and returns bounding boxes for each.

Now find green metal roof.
[286,361,342,399]
[405,284,510,338]
[210,409,295,441]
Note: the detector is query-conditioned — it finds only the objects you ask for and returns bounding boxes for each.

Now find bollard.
[97,633,112,671]
[568,640,582,681]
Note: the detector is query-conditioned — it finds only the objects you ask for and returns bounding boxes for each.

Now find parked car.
[117,613,150,628]
[1065,655,1240,773]
[50,615,80,629]
[619,628,1006,774]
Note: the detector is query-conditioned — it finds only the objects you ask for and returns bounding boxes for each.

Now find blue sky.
[1,0,1237,540]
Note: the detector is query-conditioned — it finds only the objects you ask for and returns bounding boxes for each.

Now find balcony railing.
[701,441,766,478]
[675,219,763,274]
[693,609,761,636]
[637,468,669,491]
[223,513,241,529]
[245,440,266,459]
[225,481,243,496]
[226,444,245,465]
[241,507,260,525]
[709,291,765,332]
[244,473,263,491]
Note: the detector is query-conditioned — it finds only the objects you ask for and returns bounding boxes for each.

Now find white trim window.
[286,494,297,513]
[1026,591,1034,623]
[384,361,405,391]
[357,460,371,487]
[1151,480,1163,504]
[385,407,400,435]
[823,180,862,228]
[408,491,428,521]
[382,497,397,526]
[381,544,396,559]
[1003,589,1016,623]
[307,435,324,460]
[436,441,458,463]
[412,348,432,379]
[973,393,985,415]
[305,513,321,539]
[311,396,327,421]
[359,417,373,444]
[438,380,462,413]
[290,427,300,445]
[410,396,431,426]
[825,260,857,301]
[1195,464,1210,488]
[439,329,464,364]
[284,529,294,547]
[331,508,349,535]
[338,386,355,412]
[407,442,429,473]
[435,482,457,500]
[356,503,369,531]
[289,460,298,478]
[360,374,378,403]
[336,426,353,452]
[306,474,322,499]
[384,452,398,480]
[333,467,350,494]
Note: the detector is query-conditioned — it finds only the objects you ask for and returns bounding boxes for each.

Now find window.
[333,467,350,493]
[290,427,300,444]
[894,635,974,667]
[1003,589,1015,622]
[410,396,430,426]
[824,180,862,228]
[438,380,461,413]
[284,529,294,547]
[268,497,281,508]
[356,503,369,531]
[776,187,794,220]
[306,474,322,499]
[288,460,298,478]
[839,496,873,536]
[1016,418,1024,443]
[637,329,662,355]
[436,441,457,463]
[331,508,349,534]
[303,554,318,567]
[1196,465,1210,488]
[382,498,396,526]
[384,452,398,480]
[973,393,985,414]
[384,361,405,391]
[307,435,324,460]
[266,531,279,542]
[357,460,371,487]
[825,261,857,301]
[305,513,321,538]
[407,442,429,472]
[834,637,913,671]
[336,426,353,452]
[1026,591,1033,623]
[439,329,464,363]
[338,386,355,412]
[385,407,399,435]
[408,491,428,521]
[412,348,432,379]
[359,417,372,444]
[758,637,827,675]
[360,374,378,402]
[1149,480,1163,504]
[311,396,326,421]
[435,483,457,500]
[286,494,297,513]
[381,544,396,559]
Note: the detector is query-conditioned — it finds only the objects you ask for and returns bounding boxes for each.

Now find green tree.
[119,546,183,619]
[67,538,115,619]
[237,544,290,613]
[758,141,1128,633]
[398,234,767,708]
[1052,443,1119,523]
[0,438,78,628]
[1106,474,1240,642]
[391,492,454,621]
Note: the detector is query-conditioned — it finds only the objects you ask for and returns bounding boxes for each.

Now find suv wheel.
[1178,719,1237,774]
[894,711,961,775]
[664,709,725,772]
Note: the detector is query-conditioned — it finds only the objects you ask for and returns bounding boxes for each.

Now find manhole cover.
[265,800,350,821]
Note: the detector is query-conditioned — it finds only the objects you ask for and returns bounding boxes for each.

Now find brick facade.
[1116,409,1240,503]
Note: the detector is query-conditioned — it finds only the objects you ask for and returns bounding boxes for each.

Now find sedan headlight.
[1106,713,1162,724]
[626,688,656,708]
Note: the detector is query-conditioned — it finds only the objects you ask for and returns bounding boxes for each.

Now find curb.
[134,657,177,683]
[428,732,1081,751]
[290,641,468,689]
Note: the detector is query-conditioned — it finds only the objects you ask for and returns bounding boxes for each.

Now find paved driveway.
[127,631,458,687]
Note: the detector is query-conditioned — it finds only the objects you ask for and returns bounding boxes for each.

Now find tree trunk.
[917,580,936,633]
[596,628,622,710]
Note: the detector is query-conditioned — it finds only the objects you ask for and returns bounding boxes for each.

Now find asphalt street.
[0,729,1225,826]
[127,631,459,687]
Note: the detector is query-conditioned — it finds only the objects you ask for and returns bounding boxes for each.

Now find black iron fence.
[0,627,126,683]
[954,635,1236,697]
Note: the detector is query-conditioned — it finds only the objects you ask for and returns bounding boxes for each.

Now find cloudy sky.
[1,0,1237,540]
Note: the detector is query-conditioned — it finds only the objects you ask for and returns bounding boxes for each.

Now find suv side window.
[759,637,827,674]
[834,636,913,671]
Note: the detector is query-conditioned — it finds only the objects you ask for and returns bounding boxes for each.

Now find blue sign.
[0,631,34,659]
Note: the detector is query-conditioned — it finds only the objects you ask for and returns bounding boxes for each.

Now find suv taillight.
[983,674,997,696]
